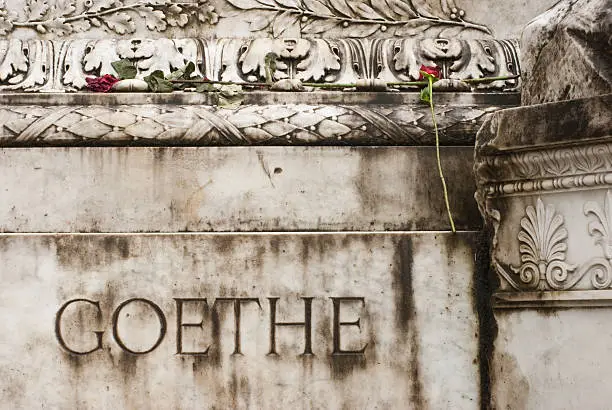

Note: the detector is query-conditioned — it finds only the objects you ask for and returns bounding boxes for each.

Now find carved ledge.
[0,37,519,92]
[475,94,612,305]
[0,92,517,146]
[493,290,612,309]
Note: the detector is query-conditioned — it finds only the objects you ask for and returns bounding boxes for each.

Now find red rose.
[418,65,441,80]
[86,74,120,92]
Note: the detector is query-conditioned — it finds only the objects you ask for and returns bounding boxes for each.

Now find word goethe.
[55,296,368,357]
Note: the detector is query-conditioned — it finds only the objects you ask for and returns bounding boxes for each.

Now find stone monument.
[0,0,575,408]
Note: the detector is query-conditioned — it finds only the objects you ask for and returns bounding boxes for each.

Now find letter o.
[111,298,167,355]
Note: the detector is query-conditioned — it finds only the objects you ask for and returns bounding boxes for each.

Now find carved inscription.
[55,296,369,358]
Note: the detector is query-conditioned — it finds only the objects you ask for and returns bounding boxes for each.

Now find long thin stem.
[429,76,456,232]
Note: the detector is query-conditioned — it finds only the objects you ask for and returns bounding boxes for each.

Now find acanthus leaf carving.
[0,40,28,82]
[509,198,576,290]
[494,191,612,292]
[0,37,519,91]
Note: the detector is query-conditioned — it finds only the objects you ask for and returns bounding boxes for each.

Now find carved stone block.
[0,232,482,409]
[475,93,612,409]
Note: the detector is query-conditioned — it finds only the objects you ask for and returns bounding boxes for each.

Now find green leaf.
[166,67,186,81]
[196,82,216,93]
[264,52,277,84]
[217,84,244,108]
[183,62,195,78]
[420,85,431,103]
[111,59,137,79]
[143,70,174,93]
[166,62,198,90]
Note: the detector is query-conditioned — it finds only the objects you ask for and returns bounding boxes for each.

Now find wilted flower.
[85,74,120,92]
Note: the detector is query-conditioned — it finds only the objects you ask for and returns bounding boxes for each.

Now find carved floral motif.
[222,0,490,38]
[0,0,218,37]
[494,192,612,291]
[504,199,576,290]
[0,37,520,91]
[0,0,490,38]
[475,143,612,197]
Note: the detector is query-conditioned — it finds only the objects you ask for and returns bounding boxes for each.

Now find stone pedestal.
[0,90,504,409]
[475,93,612,409]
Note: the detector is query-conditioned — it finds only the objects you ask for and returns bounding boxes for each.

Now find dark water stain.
[394,236,424,408]
[190,355,209,373]
[330,354,366,379]
[213,235,235,256]
[227,364,239,409]
[300,236,310,264]
[117,351,138,381]
[354,147,388,217]
[209,307,222,367]
[269,236,281,257]
[55,236,131,272]
[63,351,84,407]
[488,351,529,410]
[239,375,251,409]
[473,230,498,410]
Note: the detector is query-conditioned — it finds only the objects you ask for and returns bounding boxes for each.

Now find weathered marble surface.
[475,94,612,408]
[492,309,612,410]
[0,232,481,409]
[0,146,480,232]
[0,0,557,40]
[520,0,612,104]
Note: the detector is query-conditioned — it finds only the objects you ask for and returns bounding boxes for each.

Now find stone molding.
[0,37,519,92]
[492,290,612,308]
[0,101,508,146]
[475,142,612,197]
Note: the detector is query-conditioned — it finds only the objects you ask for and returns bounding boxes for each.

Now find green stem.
[170,75,519,90]
[462,75,519,84]
[429,76,456,233]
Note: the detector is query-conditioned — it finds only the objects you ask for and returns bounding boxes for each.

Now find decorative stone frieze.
[0,36,520,92]
[0,95,515,146]
[475,94,612,307]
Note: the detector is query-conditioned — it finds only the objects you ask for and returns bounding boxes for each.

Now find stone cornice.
[475,94,612,197]
[475,142,612,197]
